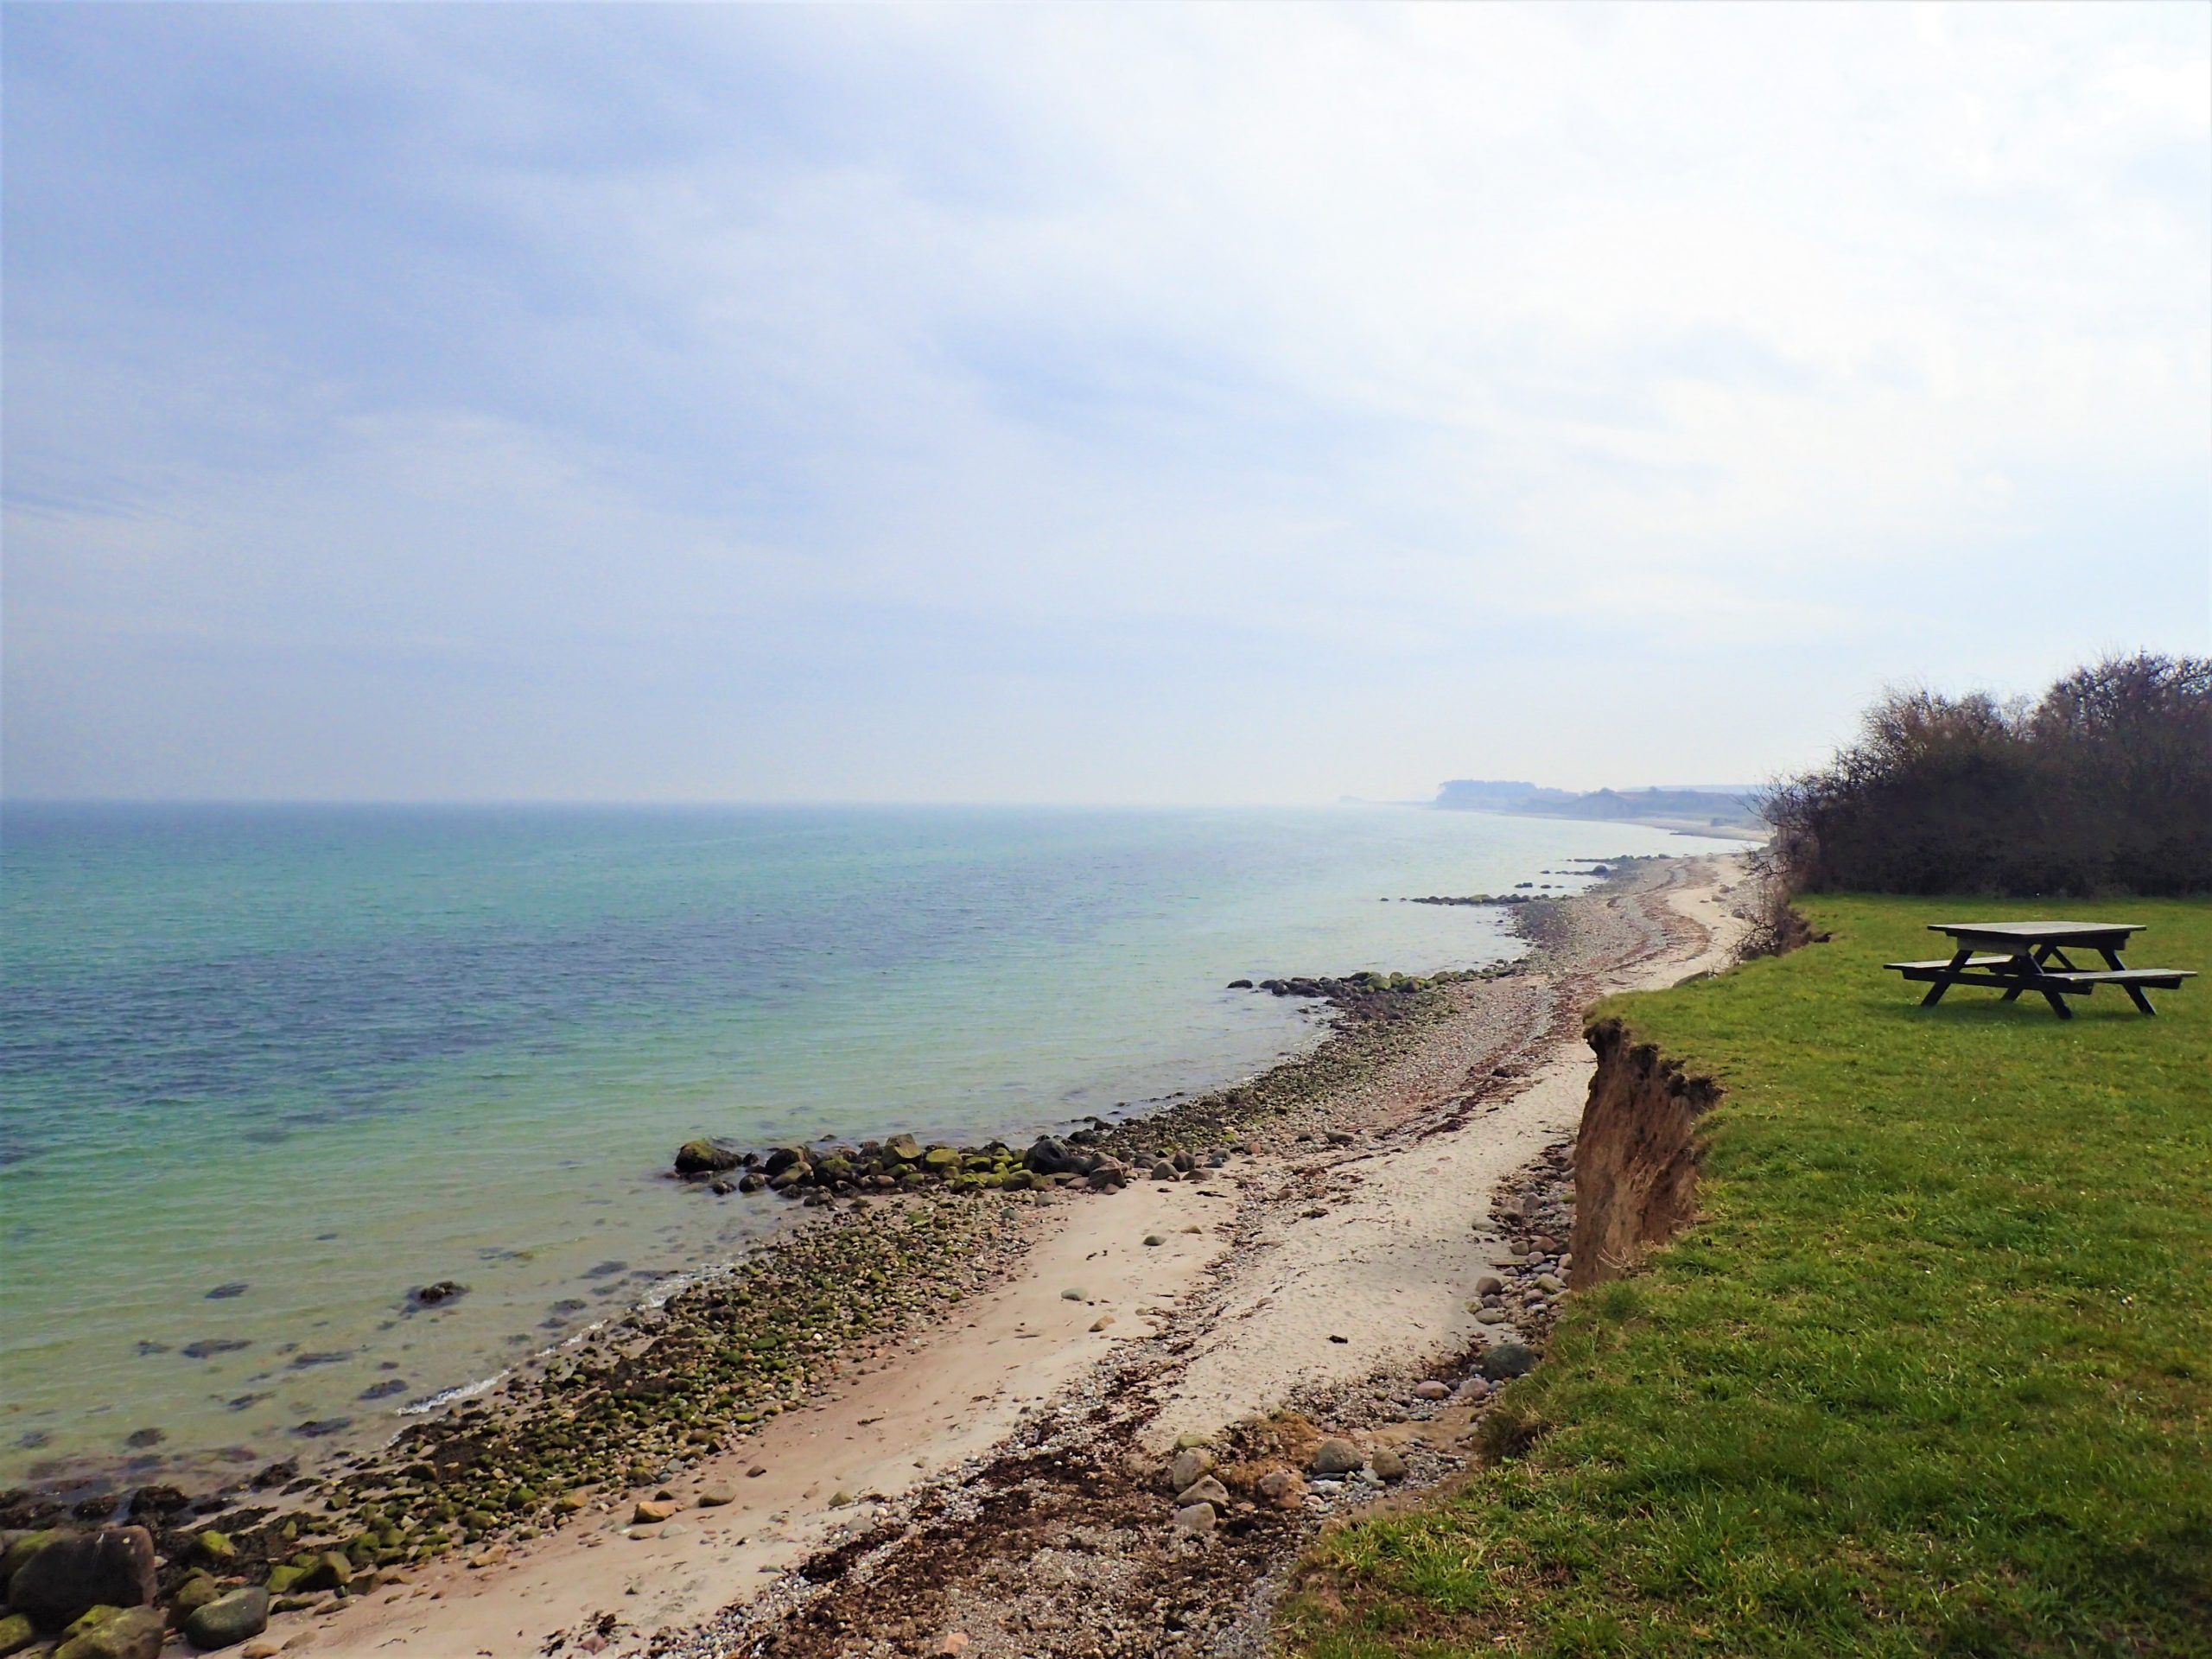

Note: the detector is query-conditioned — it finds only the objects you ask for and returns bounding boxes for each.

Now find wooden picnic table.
[1885,921,2194,1019]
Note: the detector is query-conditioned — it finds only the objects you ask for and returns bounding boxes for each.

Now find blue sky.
[4,3,2207,802]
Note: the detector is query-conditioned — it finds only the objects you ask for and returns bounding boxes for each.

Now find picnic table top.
[1930,920,2144,945]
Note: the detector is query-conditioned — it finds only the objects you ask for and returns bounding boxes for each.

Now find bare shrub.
[1761,653,2211,897]
[1733,858,1825,963]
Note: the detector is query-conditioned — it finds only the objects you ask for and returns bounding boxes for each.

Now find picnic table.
[1885,921,2194,1019]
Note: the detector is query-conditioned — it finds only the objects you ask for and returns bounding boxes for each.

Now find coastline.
[89,849,1743,1658]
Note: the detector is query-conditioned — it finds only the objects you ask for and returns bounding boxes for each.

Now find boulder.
[1480,1341,1538,1381]
[182,1587,270,1652]
[921,1147,960,1172]
[1255,1469,1306,1510]
[289,1551,352,1593]
[1166,1447,1214,1491]
[1412,1380,1450,1401]
[0,1529,67,1586]
[1174,1476,1230,1508]
[1149,1161,1177,1181]
[410,1281,467,1307]
[1308,1438,1363,1476]
[761,1147,810,1178]
[1370,1446,1408,1482]
[1170,1502,1216,1535]
[191,1530,238,1567]
[63,1608,124,1641]
[170,1573,224,1620]
[8,1527,156,1630]
[882,1134,923,1164]
[53,1606,163,1659]
[1025,1137,1072,1174]
[673,1139,741,1174]
[632,1499,677,1526]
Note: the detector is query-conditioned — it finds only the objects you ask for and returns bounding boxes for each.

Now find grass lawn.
[1282,893,2212,1658]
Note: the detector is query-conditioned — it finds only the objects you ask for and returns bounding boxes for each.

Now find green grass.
[1282,894,2212,1658]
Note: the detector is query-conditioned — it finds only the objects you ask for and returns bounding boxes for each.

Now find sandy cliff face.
[1569,1018,1721,1289]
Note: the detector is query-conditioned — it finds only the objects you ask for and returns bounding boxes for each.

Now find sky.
[3,3,2208,804]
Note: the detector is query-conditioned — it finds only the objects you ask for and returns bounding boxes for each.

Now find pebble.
[1412,1380,1450,1401]
[1370,1446,1408,1482]
[1255,1469,1306,1510]
[1062,1287,1085,1300]
[1144,1235,1166,1247]
[1173,1475,1229,1508]
[696,1487,736,1507]
[1475,1307,1507,1325]
[1090,1315,1116,1332]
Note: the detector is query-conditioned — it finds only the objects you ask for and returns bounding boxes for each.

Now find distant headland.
[1431,778,1764,836]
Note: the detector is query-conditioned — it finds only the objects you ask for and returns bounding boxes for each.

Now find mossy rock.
[263,1564,305,1595]
[921,1146,960,1170]
[0,1611,34,1657]
[294,1547,355,1592]
[674,1139,741,1174]
[169,1572,224,1618]
[190,1529,238,1567]
[62,1606,124,1641]
[0,1527,67,1585]
[182,1585,270,1651]
[882,1134,923,1163]
[53,1605,162,1659]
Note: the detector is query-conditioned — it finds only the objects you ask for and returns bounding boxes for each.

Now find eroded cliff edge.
[1569,1017,1721,1289]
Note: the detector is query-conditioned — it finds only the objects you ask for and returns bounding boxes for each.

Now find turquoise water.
[0,804,1732,1492]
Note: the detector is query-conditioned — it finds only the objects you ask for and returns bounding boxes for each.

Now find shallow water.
[0,803,1734,1491]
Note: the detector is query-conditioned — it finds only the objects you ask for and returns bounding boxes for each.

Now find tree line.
[1760,652,2211,897]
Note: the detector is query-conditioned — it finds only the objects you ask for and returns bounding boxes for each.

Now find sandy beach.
[242,852,1744,1659]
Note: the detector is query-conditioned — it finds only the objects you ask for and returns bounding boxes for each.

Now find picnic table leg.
[2098,946,2158,1015]
[1920,948,1973,1007]
[2008,950,2073,1017]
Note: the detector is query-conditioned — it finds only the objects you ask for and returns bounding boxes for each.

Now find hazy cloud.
[4,3,2207,801]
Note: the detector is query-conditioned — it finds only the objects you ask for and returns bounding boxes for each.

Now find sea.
[0,803,1738,1495]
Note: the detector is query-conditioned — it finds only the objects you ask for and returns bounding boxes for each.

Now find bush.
[1762,652,2212,896]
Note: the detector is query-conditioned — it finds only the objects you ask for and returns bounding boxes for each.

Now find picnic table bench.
[1885,921,2193,1019]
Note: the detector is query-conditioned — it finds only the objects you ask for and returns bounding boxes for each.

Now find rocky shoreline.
[0,853,1732,1658]
[0,912,1557,1654]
